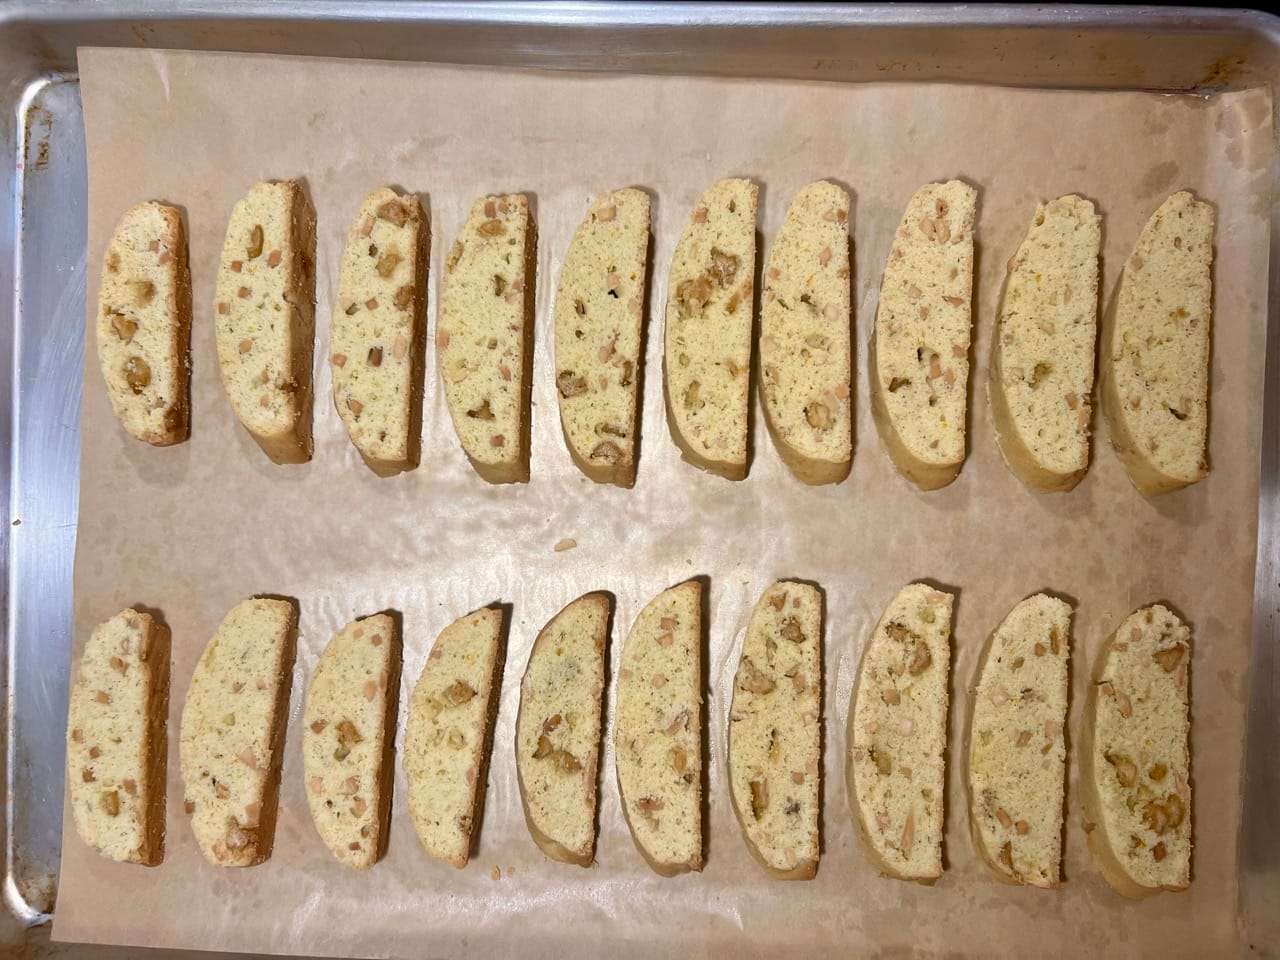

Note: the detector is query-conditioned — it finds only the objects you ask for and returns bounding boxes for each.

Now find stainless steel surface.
[0,3,1276,956]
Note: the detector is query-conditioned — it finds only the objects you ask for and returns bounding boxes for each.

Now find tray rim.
[1,3,1277,953]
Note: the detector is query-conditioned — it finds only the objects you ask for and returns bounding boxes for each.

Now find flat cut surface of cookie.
[180,597,297,867]
[1101,191,1214,495]
[760,181,853,485]
[303,613,399,870]
[967,594,1071,888]
[438,194,534,483]
[869,181,976,490]
[405,607,505,868]
[213,180,317,464]
[331,188,428,475]
[553,188,650,486]
[96,201,191,445]
[515,593,609,865]
[66,608,170,865]
[614,580,703,875]
[664,178,758,479]
[990,195,1101,492]
[728,581,823,879]
[1083,604,1192,897]
[847,583,953,881]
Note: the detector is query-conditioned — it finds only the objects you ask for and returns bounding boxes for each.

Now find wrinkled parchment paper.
[55,47,1272,959]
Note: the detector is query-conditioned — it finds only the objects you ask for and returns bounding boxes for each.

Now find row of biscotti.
[68,583,1191,897]
[96,180,1213,496]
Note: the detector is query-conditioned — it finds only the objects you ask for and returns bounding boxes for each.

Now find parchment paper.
[55,47,1273,959]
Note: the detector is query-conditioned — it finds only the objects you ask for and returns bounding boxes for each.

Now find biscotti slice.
[1083,604,1191,897]
[302,614,400,870]
[553,188,650,486]
[214,180,317,464]
[96,201,192,445]
[967,594,1071,888]
[728,581,823,879]
[664,178,758,480]
[438,195,534,483]
[331,188,428,475]
[846,583,953,881]
[66,609,171,865]
[515,593,610,865]
[990,196,1101,492]
[869,181,977,490]
[405,607,506,868]
[760,181,853,485]
[614,580,703,875]
[180,597,297,867]
[1101,192,1214,495]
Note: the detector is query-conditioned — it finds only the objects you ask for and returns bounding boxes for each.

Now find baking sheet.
[53,46,1271,958]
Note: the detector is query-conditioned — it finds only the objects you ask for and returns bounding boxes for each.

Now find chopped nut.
[1016,730,1032,748]
[1153,646,1186,673]
[907,639,932,676]
[467,399,495,421]
[882,688,901,706]
[1015,820,1030,836]
[100,790,120,816]
[737,656,776,694]
[478,218,505,237]
[237,746,262,771]
[376,199,408,226]
[247,224,264,259]
[310,718,329,734]
[490,434,505,448]
[749,780,768,819]
[996,807,1013,829]
[709,247,740,286]
[682,380,703,410]
[651,674,668,689]
[1153,841,1167,861]
[591,440,624,463]
[670,746,689,774]
[123,357,151,394]
[94,690,111,705]
[347,397,364,416]
[636,796,664,814]
[366,346,383,367]
[374,251,401,278]
[110,312,138,342]
[557,370,588,398]
[900,810,916,853]
[1141,794,1186,835]
[805,400,833,430]
[1106,751,1138,788]
[443,680,476,706]
[888,376,911,393]
[676,275,713,320]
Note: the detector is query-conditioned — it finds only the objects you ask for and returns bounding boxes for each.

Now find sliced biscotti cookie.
[331,188,428,475]
[664,179,758,480]
[614,580,703,875]
[1101,191,1214,495]
[553,188,650,487]
[728,581,823,879]
[990,196,1101,492]
[180,597,297,867]
[869,181,977,490]
[515,593,610,865]
[96,201,192,446]
[760,181,853,485]
[303,614,400,870]
[967,594,1071,888]
[438,194,535,483]
[1083,604,1191,897]
[66,609,171,865]
[405,607,506,868]
[214,180,317,464]
[846,583,953,881]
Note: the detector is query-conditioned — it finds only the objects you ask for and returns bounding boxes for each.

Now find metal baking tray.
[2,1,1277,954]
